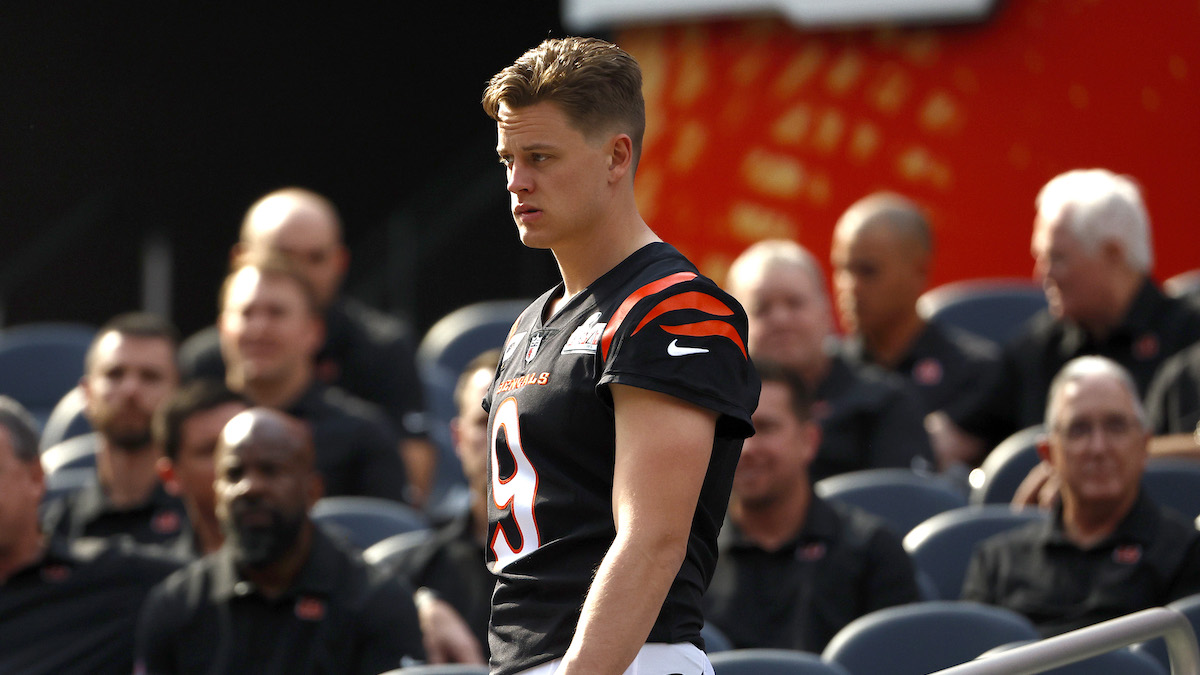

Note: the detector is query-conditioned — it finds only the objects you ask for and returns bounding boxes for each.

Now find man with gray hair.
[937,169,1200,456]
[961,356,1200,635]
[0,396,181,674]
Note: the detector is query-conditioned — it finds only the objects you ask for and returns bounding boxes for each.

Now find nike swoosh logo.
[667,339,709,356]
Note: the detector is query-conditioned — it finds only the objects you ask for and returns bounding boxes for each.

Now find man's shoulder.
[823,498,904,552]
[335,297,415,347]
[923,322,1001,364]
[178,325,225,380]
[826,353,912,407]
[310,384,395,430]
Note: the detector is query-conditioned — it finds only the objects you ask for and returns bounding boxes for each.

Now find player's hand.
[1011,460,1060,510]
[417,594,486,665]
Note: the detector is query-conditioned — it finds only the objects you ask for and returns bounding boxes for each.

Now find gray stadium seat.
[982,640,1167,674]
[310,496,430,551]
[39,385,93,451]
[1142,458,1200,520]
[1131,592,1200,670]
[362,529,437,568]
[821,600,1040,675]
[903,504,1048,600]
[968,425,1044,506]
[0,322,95,430]
[917,278,1046,345]
[814,468,968,537]
[711,648,851,674]
[1164,268,1200,300]
[701,622,734,654]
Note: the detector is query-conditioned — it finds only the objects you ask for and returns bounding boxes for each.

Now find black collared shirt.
[136,526,425,675]
[961,492,1200,636]
[951,279,1200,448]
[811,352,936,481]
[179,297,428,438]
[1146,341,1200,434]
[704,496,920,653]
[40,460,189,546]
[843,321,1000,419]
[286,382,409,503]
[0,537,182,675]
[387,512,492,654]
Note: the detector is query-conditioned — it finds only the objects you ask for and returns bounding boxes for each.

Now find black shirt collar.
[1058,278,1165,355]
[1042,490,1158,549]
[210,525,344,603]
[720,495,839,552]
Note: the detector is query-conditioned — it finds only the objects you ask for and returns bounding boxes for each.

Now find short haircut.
[1044,355,1149,432]
[726,239,829,306]
[154,379,249,460]
[85,312,181,373]
[1036,169,1153,273]
[483,37,646,168]
[239,187,343,244]
[219,250,322,318]
[454,348,501,415]
[0,396,40,464]
[837,191,933,256]
[752,359,814,424]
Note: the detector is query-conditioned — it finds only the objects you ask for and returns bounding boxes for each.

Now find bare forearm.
[559,532,685,675]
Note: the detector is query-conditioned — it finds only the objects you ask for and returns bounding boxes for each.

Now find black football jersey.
[484,243,759,674]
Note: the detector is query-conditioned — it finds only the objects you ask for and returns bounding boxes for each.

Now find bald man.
[831,193,999,469]
[179,188,435,505]
[136,408,425,674]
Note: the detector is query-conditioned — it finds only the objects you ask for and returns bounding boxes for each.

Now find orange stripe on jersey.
[662,320,748,358]
[600,272,697,361]
[631,291,734,336]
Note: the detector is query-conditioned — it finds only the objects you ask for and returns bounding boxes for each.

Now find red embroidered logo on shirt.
[152,510,182,535]
[1112,544,1142,565]
[795,542,827,562]
[1134,334,1160,361]
[913,358,944,386]
[295,596,327,621]
[40,564,71,583]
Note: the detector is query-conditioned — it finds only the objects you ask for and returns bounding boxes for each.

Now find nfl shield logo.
[526,334,542,363]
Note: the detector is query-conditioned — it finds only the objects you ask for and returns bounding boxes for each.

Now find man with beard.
[135,407,425,674]
[41,313,187,545]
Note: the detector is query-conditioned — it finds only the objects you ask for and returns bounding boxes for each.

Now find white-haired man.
[934,169,1200,461]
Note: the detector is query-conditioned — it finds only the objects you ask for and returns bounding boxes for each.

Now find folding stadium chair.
[902,504,1048,600]
[1142,458,1200,520]
[814,468,968,537]
[1164,268,1200,300]
[968,425,1044,506]
[361,529,437,568]
[1131,592,1200,670]
[979,640,1167,674]
[415,299,529,521]
[39,385,92,451]
[0,322,95,429]
[309,496,430,551]
[701,622,734,654]
[710,649,851,674]
[917,278,1046,345]
[821,600,1041,675]
[40,432,98,474]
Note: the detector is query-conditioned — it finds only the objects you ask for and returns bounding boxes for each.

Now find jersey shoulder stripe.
[631,291,748,358]
[600,271,697,361]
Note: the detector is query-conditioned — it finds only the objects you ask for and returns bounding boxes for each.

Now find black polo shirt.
[40,471,188,546]
[843,321,1000,420]
[1146,341,1200,434]
[286,382,409,502]
[387,512,492,654]
[179,297,428,438]
[811,352,936,481]
[961,492,1200,636]
[0,537,182,675]
[136,526,425,675]
[703,496,920,653]
[951,279,1200,449]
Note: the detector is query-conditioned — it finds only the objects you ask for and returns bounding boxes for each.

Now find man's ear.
[607,134,635,184]
[157,456,182,496]
[1035,436,1052,464]
[306,471,325,509]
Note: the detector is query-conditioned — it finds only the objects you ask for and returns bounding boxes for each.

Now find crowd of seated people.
[4,167,1200,673]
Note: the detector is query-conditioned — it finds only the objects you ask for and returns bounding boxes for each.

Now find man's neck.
[234,367,313,410]
[0,534,45,584]
[729,486,812,552]
[862,311,926,369]
[1061,492,1136,549]
[1077,273,1144,341]
[238,523,314,599]
[187,506,224,556]
[552,205,658,303]
[96,441,162,509]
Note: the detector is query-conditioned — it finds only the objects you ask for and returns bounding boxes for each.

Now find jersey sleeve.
[597,275,758,439]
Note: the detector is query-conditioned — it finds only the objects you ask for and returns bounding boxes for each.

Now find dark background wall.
[0,4,571,338]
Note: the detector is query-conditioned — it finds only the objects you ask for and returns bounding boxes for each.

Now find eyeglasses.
[1054,415,1142,442]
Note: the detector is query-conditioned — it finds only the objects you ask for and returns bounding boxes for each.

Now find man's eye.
[532,153,548,162]
[498,156,512,168]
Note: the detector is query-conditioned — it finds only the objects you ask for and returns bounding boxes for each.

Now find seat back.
[710,649,851,675]
[380,665,490,675]
[41,433,99,474]
[1165,268,1200,300]
[814,468,967,537]
[415,299,528,520]
[968,425,1044,506]
[701,622,735,654]
[39,385,93,451]
[310,496,430,551]
[821,600,1041,675]
[0,322,95,429]
[362,529,437,568]
[917,279,1046,345]
[1131,591,1200,670]
[903,504,1048,600]
[1142,458,1200,520]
